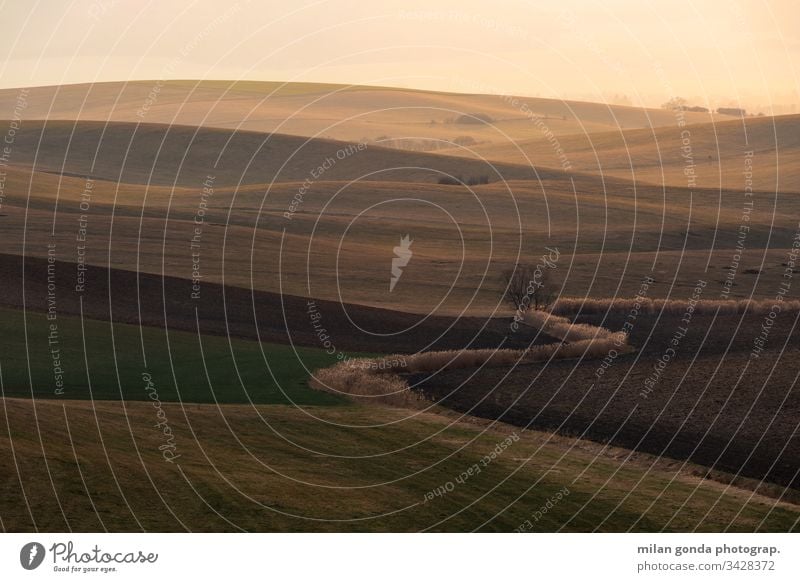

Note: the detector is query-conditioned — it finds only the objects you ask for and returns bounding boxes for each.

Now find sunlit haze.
[1,0,798,112]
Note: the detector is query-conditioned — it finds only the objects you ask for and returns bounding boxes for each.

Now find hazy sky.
[1,0,797,109]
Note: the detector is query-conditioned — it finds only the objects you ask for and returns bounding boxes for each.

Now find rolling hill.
[0,119,549,187]
[444,114,800,193]
[0,80,716,149]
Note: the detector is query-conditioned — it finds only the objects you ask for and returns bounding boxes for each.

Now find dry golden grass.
[446,114,800,193]
[552,296,800,315]
[311,357,420,407]
[522,309,627,343]
[312,333,631,408]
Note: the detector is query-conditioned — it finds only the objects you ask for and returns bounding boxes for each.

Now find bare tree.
[501,263,554,314]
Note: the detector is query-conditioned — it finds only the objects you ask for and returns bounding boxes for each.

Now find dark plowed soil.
[0,253,552,354]
[414,312,800,489]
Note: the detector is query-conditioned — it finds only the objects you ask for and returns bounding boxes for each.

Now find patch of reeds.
[550,296,800,316]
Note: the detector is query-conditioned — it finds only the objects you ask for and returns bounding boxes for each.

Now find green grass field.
[0,307,346,405]
[1,397,797,532]
[0,306,798,532]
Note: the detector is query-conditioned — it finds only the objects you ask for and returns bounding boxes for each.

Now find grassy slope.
[1,397,797,532]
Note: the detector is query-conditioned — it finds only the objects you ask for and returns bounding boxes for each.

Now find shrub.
[310,358,419,408]
[311,299,638,408]
[501,263,555,313]
[465,175,489,186]
[452,135,478,146]
[454,113,494,125]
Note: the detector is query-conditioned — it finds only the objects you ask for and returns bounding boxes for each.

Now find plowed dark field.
[0,253,551,354]
[414,311,800,489]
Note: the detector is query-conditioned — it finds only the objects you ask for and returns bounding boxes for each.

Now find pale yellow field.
[0,80,714,148]
[444,114,800,193]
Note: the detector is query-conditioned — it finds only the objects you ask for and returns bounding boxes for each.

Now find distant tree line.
[451,113,494,125]
[661,97,758,117]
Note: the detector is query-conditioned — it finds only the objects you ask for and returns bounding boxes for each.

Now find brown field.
[414,312,800,491]
[0,253,549,354]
